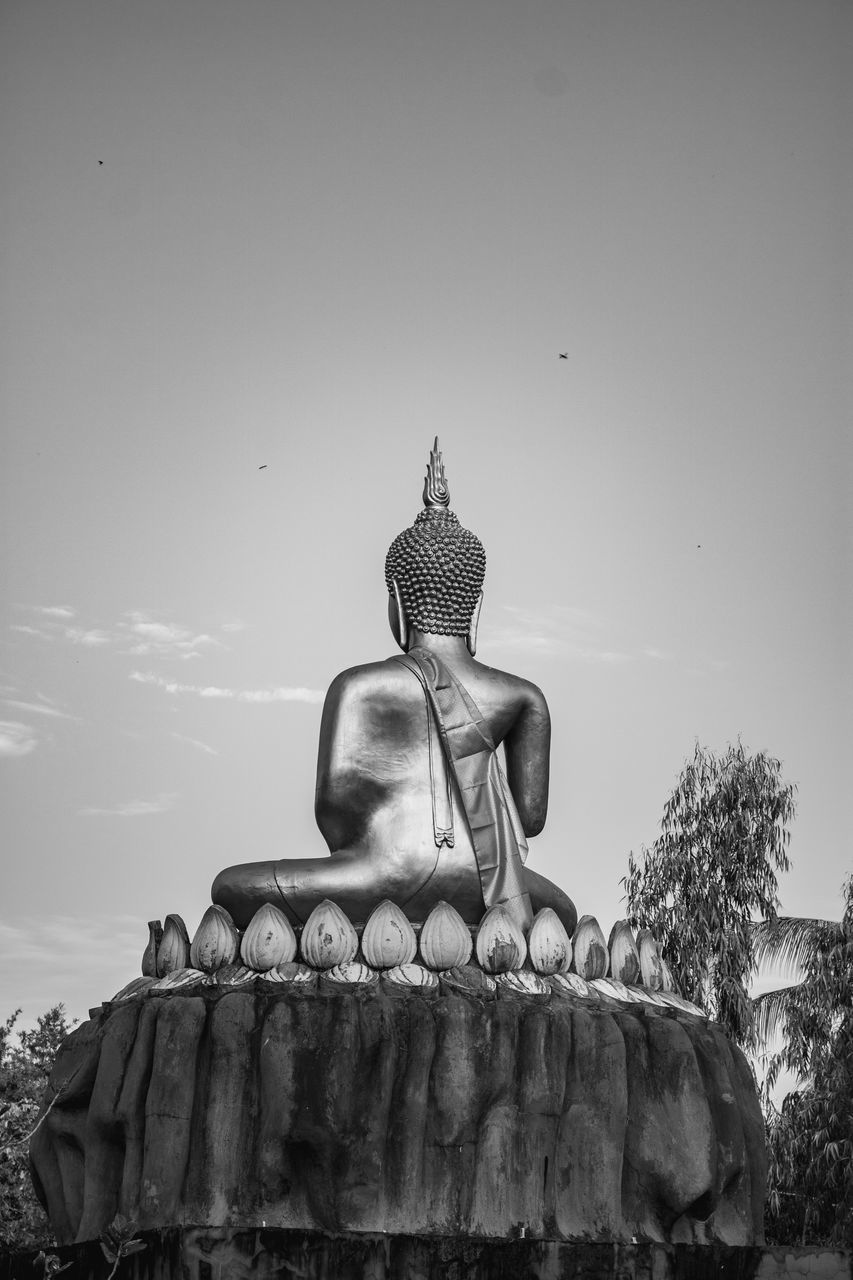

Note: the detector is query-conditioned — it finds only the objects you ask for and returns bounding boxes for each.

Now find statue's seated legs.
[213,860,286,929]
[212,854,576,935]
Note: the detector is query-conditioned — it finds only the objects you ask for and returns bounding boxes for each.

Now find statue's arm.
[503,684,550,837]
[315,673,365,850]
[314,669,390,851]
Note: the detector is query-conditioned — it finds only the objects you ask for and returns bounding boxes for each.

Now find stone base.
[2,1230,851,1280]
[31,981,765,1245]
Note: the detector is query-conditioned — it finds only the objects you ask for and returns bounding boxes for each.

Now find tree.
[0,1005,75,1251]
[753,875,852,1247]
[623,740,796,1046]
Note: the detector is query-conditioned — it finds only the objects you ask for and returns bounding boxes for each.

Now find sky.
[1,0,850,1030]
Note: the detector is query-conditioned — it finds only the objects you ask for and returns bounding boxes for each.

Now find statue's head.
[385,439,485,652]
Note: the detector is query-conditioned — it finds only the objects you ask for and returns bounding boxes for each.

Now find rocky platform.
[30,976,765,1246]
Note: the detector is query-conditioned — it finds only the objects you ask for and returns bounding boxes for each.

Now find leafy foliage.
[755,876,852,1247]
[622,746,853,1244]
[764,1074,852,1247]
[99,1214,147,1277]
[623,740,796,1045]
[0,1005,75,1251]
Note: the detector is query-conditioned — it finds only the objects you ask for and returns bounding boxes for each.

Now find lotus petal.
[141,920,162,978]
[528,907,572,975]
[157,913,190,977]
[496,971,550,999]
[634,986,669,1008]
[592,977,642,1003]
[608,920,640,985]
[382,963,439,990]
[300,899,358,970]
[657,990,705,1017]
[240,903,297,971]
[112,976,157,1002]
[475,905,527,973]
[440,965,497,997]
[190,904,239,973]
[636,929,664,990]
[361,899,417,969]
[550,972,598,1001]
[571,915,608,980]
[324,961,379,987]
[213,964,257,986]
[419,900,472,970]
[659,956,678,993]
[264,961,317,986]
[151,967,206,991]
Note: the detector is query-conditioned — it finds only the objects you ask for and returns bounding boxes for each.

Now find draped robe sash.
[395,647,534,931]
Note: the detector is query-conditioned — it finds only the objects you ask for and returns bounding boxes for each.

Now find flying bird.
[558,352,568,359]
[259,465,267,470]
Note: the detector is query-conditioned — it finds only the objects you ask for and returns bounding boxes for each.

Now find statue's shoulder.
[473,660,550,717]
[323,658,418,708]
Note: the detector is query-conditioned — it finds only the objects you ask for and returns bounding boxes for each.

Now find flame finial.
[422,437,450,509]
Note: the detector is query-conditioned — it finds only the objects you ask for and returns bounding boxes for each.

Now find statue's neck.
[407,630,474,667]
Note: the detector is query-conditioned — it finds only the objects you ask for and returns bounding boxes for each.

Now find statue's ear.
[466,590,483,657]
[389,579,408,652]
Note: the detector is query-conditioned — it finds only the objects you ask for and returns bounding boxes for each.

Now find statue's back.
[212,440,575,934]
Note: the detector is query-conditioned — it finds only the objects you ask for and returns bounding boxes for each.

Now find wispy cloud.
[130,671,324,704]
[171,732,218,756]
[120,611,223,660]
[26,605,77,619]
[64,627,113,647]
[491,605,742,682]
[10,604,77,637]
[10,605,225,661]
[3,697,75,720]
[489,605,634,663]
[9,624,53,641]
[221,621,247,633]
[11,604,114,649]
[238,687,325,704]
[78,792,177,817]
[0,720,38,757]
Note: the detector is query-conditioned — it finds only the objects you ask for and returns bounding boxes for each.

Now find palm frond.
[751,916,842,975]
[752,984,802,1047]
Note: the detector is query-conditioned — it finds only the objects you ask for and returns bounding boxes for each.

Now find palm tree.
[750,875,852,1247]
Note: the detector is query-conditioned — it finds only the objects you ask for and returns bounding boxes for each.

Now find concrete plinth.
[2,1229,851,1280]
[31,981,765,1246]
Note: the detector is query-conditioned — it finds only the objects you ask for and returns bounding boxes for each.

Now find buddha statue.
[212,441,577,936]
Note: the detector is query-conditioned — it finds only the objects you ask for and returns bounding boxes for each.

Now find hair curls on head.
[384,440,485,636]
[385,508,485,636]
